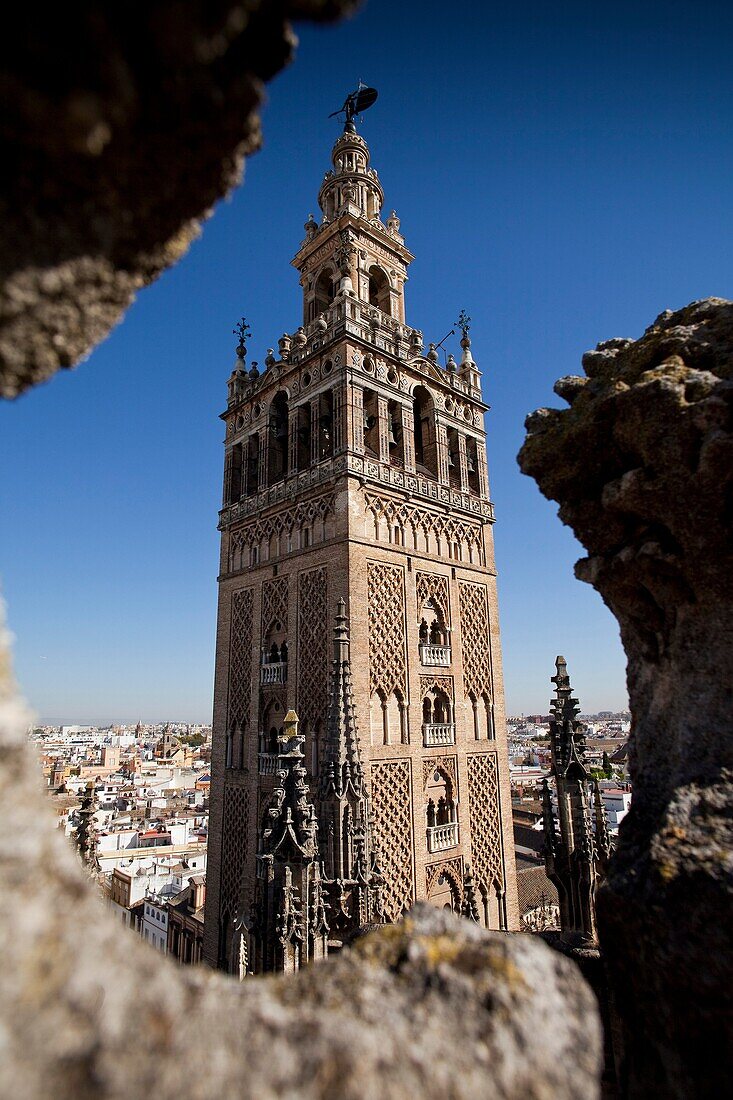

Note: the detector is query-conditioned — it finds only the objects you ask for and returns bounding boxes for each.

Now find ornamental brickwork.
[204,109,518,973]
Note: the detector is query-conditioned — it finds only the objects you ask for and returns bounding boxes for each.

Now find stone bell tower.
[203,97,519,973]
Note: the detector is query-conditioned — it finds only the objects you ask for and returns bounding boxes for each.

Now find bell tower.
[204,91,519,973]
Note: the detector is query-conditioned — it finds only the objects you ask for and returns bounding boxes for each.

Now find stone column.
[333,382,346,454]
[476,441,490,499]
[258,425,268,492]
[401,404,416,473]
[377,395,390,464]
[457,434,469,492]
[436,422,450,486]
[350,383,365,454]
[310,397,320,466]
[288,407,299,476]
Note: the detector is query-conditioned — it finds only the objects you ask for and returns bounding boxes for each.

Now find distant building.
[141,894,169,952]
[167,876,206,964]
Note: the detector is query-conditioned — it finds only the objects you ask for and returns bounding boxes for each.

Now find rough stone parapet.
[0,1,357,398]
[0,627,600,1096]
[519,297,733,1098]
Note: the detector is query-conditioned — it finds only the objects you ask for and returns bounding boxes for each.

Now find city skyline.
[2,0,732,723]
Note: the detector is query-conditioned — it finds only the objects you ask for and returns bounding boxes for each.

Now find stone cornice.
[218,451,494,530]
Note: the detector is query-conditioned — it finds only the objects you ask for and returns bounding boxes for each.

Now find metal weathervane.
[457,310,472,339]
[329,82,379,130]
[233,317,251,354]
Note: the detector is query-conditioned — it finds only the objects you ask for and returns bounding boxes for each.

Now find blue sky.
[2,0,732,723]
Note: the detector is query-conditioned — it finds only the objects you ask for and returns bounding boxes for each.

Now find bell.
[387,426,397,447]
[447,452,456,468]
[467,454,476,473]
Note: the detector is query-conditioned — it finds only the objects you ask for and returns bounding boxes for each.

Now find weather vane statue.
[457,310,472,340]
[329,82,378,132]
[233,317,251,357]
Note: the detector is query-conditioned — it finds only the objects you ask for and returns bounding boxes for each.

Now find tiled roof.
[517,865,559,914]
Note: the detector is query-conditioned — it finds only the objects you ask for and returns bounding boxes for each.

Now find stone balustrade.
[419,644,451,668]
[427,822,459,853]
[260,661,287,685]
[258,753,278,775]
[422,723,456,747]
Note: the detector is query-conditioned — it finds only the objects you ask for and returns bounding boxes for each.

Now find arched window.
[246,434,259,496]
[313,267,336,317]
[424,767,458,852]
[296,404,311,471]
[268,392,289,485]
[387,400,405,468]
[363,388,379,457]
[224,443,243,504]
[368,265,391,315]
[412,385,438,480]
[260,699,284,755]
[317,390,334,460]
[467,437,480,494]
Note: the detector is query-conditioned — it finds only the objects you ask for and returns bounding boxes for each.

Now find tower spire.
[542,656,613,944]
[320,598,364,801]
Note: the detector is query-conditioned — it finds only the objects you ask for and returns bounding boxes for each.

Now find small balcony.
[422,723,456,748]
[427,822,459,854]
[258,752,278,775]
[419,643,451,667]
[260,661,287,685]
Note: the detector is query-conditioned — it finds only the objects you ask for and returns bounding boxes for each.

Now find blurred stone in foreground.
[519,297,733,1098]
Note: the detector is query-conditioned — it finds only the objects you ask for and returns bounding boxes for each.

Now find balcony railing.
[427,822,459,853]
[258,753,278,775]
[422,723,456,747]
[419,644,451,667]
[260,661,287,685]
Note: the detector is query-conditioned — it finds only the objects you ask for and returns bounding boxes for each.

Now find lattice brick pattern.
[229,492,335,566]
[466,752,503,892]
[458,581,492,699]
[364,491,483,558]
[421,755,458,793]
[220,784,250,919]
[415,571,451,625]
[425,856,464,900]
[228,588,254,730]
[370,760,414,921]
[419,674,454,700]
[261,575,289,638]
[297,567,328,730]
[367,562,407,699]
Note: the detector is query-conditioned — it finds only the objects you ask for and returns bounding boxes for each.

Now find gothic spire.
[550,655,588,779]
[319,599,365,801]
[261,711,319,863]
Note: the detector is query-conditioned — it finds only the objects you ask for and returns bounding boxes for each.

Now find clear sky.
[2,0,731,723]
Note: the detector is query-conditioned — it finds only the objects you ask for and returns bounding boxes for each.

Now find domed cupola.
[318,129,384,222]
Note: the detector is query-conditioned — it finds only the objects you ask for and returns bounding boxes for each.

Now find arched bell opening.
[363,386,379,457]
[387,399,405,468]
[412,385,439,480]
[466,436,480,494]
[317,390,334,460]
[312,267,337,319]
[368,264,391,315]
[268,392,289,485]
